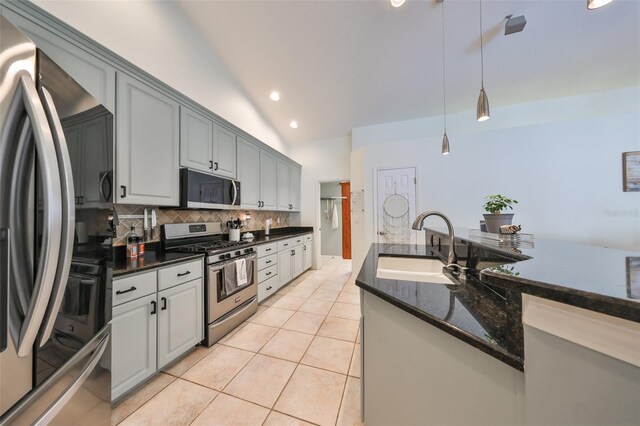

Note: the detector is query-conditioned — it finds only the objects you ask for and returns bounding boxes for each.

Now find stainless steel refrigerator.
[0,14,112,425]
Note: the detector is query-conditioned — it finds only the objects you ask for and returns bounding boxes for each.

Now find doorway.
[375,167,417,245]
[320,181,352,259]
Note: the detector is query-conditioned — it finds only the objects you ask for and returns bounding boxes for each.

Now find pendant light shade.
[477,88,490,122]
[587,0,613,9]
[476,0,490,122]
[442,132,450,156]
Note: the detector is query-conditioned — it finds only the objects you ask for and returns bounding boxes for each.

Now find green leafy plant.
[483,194,518,214]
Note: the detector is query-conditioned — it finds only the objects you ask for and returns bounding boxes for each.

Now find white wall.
[320,182,343,256]
[351,87,640,269]
[289,136,351,267]
[32,0,288,154]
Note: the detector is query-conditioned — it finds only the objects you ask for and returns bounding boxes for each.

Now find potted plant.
[482,194,518,233]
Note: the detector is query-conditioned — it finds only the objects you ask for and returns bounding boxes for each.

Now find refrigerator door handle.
[37,86,76,347]
[14,74,63,357]
[0,228,9,353]
[33,333,110,426]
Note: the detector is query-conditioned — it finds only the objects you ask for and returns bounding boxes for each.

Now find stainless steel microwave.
[180,168,241,209]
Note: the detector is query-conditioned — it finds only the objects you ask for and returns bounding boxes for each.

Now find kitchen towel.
[332,200,339,230]
[235,258,248,286]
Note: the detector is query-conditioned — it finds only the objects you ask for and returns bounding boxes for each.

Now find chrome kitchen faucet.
[412,211,458,266]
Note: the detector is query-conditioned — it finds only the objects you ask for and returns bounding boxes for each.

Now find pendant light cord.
[479,0,484,89]
[441,1,447,131]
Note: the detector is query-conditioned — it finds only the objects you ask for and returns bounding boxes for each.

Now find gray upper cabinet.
[289,164,301,212]
[180,106,214,174]
[260,150,278,210]
[2,8,116,113]
[180,106,237,179]
[237,137,260,209]
[117,72,180,206]
[212,124,237,179]
[277,158,291,211]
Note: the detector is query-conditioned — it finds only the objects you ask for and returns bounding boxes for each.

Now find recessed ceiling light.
[290,121,298,129]
[390,0,406,7]
[587,0,613,9]
[269,91,280,102]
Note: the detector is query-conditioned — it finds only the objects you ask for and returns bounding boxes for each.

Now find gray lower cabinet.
[304,241,312,271]
[278,249,293,287]
[111,293,157,401]
[260,150,278,210]
[116,72,180,206]
[180,106,214,174]
[237,137,260,209]
[157,279,203,369]
[292,246,304,277]
[111,260,203,401]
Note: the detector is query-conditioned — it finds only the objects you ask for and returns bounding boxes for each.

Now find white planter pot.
[482,213,514,234]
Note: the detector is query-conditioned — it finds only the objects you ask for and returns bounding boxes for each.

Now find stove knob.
[235,251,241,256]
[225,253,231,259]
[247,247,254,253]
[219,255,225,260]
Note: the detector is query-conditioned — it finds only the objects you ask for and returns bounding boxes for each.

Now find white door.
[376,167,417,244]
[157,279,203,369]
[111,293,157,400]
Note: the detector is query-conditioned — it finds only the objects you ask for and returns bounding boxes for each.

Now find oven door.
[180,168,240,209]
[207,253,257,324]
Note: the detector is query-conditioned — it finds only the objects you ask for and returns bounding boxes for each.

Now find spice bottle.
[126,226,139,259]
[138,235,145,257]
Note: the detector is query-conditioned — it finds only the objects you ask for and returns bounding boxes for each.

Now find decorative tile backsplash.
[113,205,291,246]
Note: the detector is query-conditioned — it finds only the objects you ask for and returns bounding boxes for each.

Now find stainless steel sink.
[376,256,457,285]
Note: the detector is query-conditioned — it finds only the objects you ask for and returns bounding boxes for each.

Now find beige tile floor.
[113,256,362,426]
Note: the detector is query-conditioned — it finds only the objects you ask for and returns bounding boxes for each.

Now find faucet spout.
[412,211,458,265]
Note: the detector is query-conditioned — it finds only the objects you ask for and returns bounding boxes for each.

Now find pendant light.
[440,0,450,155]
[476,0,490,122]
[587,0,613,9]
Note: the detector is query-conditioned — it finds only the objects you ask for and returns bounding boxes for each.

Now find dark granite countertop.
[356,244,524,370]
[112,251,205,277]
[112,227,314,277]
[425,227,640,322]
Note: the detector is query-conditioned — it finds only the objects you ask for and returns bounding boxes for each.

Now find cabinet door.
[111,293,157,400]
[277,158,291,211]
[304,242,312,271]
[3,8,117,113]
[237,137,260,209]
[116,72,180,206]
[180,106,213,173]
[212,124,237,179]
[289,164,301,212]
[260,150,278,210]
[80,112,112,207]
[157,279,203,369]
[278,250,293,287]
[64,123,84,203]
[292,246,304,278]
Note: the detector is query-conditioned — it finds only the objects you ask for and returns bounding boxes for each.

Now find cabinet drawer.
[258,264,278,283]
[277,238,295,251]
[258,276,278,302]
[304,234,313,242]
[291,235,304,246]
[258,242,277,257]
[158,259,203,291]
[258,254,278,271]
[113,271,156,307]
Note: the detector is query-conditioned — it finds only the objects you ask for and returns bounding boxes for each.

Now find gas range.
[162,222,256,264]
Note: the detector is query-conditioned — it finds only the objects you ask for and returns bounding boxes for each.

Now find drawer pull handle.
[150,300,157,315]
[266,260,272,264]
[266,248,272,252]
[266,286,272,291]
[177,271,191,277]
[235,296,241,303]
[116,286,136,295]
[283,243,288,247]
[266,272,272,276]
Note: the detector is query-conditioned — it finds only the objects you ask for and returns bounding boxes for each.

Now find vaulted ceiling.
[176,0,640,144]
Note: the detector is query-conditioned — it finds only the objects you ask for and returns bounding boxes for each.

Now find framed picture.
[627,257,640,299]
[622,151,640,192]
